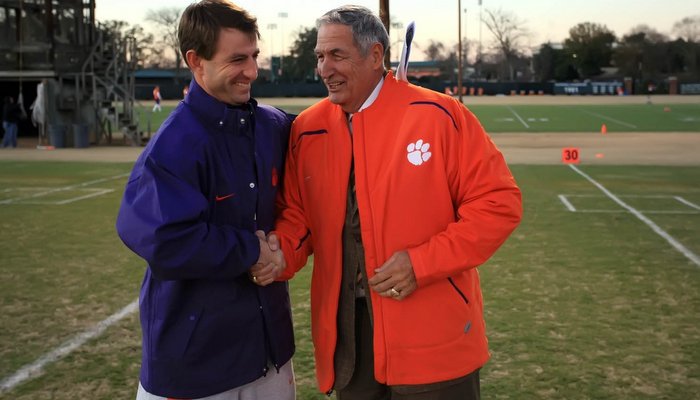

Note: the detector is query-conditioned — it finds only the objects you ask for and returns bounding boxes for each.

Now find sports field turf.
[468,103,700,132]
[137,101,700,136]
[1,97,699,399]
[1,161,698,399]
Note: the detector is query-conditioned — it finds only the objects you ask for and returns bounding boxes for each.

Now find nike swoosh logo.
[215,193,235,201]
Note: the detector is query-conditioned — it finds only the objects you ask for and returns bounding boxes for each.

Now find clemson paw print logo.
[406,139,432,166]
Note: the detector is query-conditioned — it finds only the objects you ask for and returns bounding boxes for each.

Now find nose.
[243,57,258,81]
[317,58,333,80]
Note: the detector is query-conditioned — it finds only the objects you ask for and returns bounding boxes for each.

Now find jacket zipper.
[448,277,469,305]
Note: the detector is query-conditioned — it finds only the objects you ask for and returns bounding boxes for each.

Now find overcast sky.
[95,0,698,61]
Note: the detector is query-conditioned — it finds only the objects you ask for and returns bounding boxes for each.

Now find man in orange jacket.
[258,5,522,399]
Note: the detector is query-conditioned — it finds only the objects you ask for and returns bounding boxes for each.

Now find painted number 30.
[562,147,580,164]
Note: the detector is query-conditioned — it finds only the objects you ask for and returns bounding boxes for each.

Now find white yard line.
[0,173,128,204]
[54,189,115,205]
[569,164,700,267]
[572,210,699,215]
[675,196,700,211]
[578,109,638,129]
[506,106,530,129]
[558,194,700,214]
[0,299,139,394]
[558,194,577,211]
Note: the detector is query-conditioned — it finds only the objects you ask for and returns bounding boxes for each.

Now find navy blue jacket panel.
[116,79,294,398]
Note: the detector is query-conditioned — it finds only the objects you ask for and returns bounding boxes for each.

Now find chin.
[327,93,344,105]
[232,94,251,104]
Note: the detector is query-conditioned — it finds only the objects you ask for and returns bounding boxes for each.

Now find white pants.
[136,360,295,400]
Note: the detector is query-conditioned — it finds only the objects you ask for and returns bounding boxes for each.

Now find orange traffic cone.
[601,124,607,135]
[663,106,671,112]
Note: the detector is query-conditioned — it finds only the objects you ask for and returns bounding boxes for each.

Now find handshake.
[249,230,285,286]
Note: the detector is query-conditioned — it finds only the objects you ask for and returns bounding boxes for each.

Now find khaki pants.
[136,360,295,400]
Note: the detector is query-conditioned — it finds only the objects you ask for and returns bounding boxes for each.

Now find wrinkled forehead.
[314,23,356,53]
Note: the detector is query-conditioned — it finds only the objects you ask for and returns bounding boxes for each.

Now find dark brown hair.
[178,0,260,66]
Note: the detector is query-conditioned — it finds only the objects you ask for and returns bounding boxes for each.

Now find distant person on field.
[257,5,522,399]
[646,82,656,105]
[183,84,189,99]
[116,1,295,399]
[152,85,162,112]
[2,96,22,148]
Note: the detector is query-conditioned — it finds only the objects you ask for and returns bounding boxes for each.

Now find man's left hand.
[369,250,417,301]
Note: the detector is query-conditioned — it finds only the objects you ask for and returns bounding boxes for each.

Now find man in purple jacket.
[116,1,295,398]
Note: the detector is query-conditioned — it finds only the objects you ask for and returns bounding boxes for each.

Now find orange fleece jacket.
[275,72,522,393]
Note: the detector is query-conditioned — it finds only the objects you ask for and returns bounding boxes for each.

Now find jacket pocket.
[151,306,203,360]
[182,299,261,360]
[447,277,469,306]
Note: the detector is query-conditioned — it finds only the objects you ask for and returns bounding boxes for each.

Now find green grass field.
[1,162,698,399]
[467,104,700,133]
[137,102,700,137]
[1,99,700,399]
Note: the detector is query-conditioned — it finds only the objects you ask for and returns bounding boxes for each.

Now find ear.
[186,50,203,74]
[369,42,385,69]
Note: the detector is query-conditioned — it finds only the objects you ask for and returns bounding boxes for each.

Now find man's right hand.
[250,231,285,286]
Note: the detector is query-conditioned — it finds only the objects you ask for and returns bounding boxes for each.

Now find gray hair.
[316,5,389,58]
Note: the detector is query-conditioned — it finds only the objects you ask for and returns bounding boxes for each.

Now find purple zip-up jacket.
[116,79,294,398]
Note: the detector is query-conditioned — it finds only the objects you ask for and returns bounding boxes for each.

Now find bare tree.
[627,24,668,43]
[124,25,159,68]
[145,7,183,71]
[423,40,446,61]
[101,20,156,68]
[671,16,700,77]
[481,8,529,80]
[672,15,700,42]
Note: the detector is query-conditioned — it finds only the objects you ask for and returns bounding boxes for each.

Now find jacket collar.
[183,78,258,126]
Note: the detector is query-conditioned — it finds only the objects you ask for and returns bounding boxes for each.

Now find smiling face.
[187,27,259,106]
[314,23,384,113]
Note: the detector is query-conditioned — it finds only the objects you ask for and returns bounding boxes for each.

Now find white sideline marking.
[0,299,139,393]
[569,165,700,267]
[9,188,116,205]
[506,106,530,129]
[0,173,129,204]
[558,194,576,211]
[54,189,115,205]
[675,196,700,211]
[570,209,698,215]
[578,109,637,129]
[557,194,700,214]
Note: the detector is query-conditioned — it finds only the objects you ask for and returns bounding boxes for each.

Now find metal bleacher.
[0,0,142,146]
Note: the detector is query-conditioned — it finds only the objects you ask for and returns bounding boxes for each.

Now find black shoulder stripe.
[293,129,328,150]
[409,101,458,130]
[300,129,328,137]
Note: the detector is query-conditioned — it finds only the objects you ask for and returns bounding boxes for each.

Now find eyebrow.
[229,49,260,60]
[315,48,345,55]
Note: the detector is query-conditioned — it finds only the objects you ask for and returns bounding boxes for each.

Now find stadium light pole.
[457,0,463,102]
[278,12,288,78]
[464,7,468,95]
[379,0,391,69]
[266,23,277,82]
[478,0,483,79]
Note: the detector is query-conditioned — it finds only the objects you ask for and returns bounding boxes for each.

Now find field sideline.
[3,94,698,166]
[1,95,699,399]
